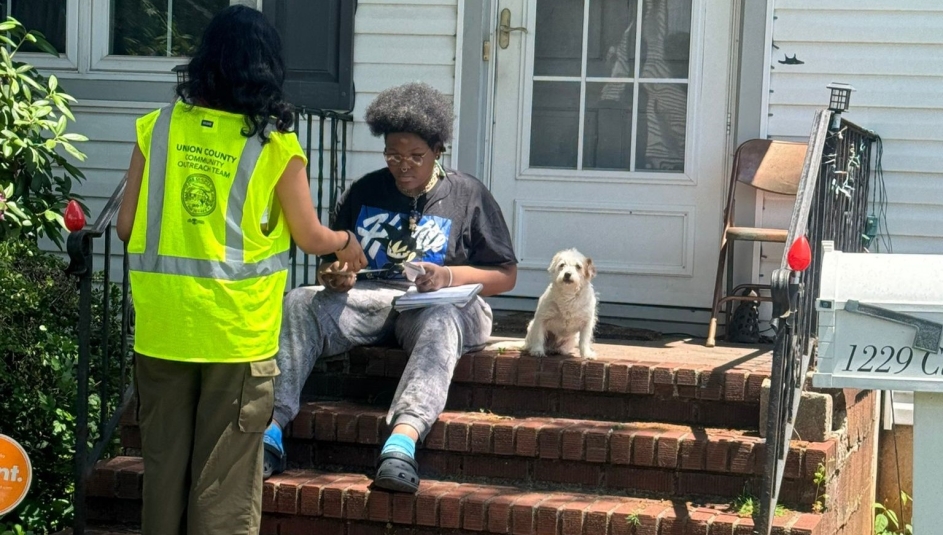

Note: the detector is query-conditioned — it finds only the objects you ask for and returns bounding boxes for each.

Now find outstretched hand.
[334,231,367,272]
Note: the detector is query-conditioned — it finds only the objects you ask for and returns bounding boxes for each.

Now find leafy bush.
[0,239,126,534]
[0,16,87,248]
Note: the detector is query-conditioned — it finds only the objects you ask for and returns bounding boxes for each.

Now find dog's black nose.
[563,272,572,281]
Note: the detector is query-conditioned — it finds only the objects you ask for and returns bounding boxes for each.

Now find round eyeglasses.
[384,151,429,168]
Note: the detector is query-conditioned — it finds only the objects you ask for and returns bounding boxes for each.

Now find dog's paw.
[580,347,597,359]
[526,346,546,357]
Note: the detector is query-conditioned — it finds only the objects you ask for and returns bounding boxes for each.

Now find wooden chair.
[705,139,808,347]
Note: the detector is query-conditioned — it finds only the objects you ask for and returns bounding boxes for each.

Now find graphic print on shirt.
[355,206,451,274]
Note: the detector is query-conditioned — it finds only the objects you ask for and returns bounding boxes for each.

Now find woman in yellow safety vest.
[115,6,366,535]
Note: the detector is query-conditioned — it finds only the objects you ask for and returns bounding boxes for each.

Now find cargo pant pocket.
[238,358,280,433]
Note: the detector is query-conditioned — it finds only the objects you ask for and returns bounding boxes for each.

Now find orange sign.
[0,434,31,516]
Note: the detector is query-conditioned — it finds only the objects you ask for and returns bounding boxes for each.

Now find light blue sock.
[381,433,416,459]
[263,421,284,454]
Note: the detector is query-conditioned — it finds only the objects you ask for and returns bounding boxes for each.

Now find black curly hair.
[364,83,453,150]
[175,5,293,143]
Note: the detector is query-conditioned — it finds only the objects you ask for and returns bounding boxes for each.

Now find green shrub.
[0,239,126,534]
[0,16,87,248]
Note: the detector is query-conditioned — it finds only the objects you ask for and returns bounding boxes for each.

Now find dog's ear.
[584,257,597,279]
[548,252,561,273]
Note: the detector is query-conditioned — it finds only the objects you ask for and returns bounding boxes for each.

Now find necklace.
[396,164,440,198]
[405,163,442,235]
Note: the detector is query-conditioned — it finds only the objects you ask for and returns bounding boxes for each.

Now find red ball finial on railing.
[64,200,86,232]
[787,235,812,271]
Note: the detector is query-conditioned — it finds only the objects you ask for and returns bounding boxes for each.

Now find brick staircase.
[85,338,877,534]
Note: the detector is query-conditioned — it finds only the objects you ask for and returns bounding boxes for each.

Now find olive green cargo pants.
[135,354,279,535]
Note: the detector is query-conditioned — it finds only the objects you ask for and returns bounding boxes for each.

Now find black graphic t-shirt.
[324,167,517,282]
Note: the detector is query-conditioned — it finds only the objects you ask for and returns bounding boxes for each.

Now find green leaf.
[55,101,75,121]
[21,75,43,91]
[55,115,66,135]
[23,33,36,43]
[6,201,27,218]
[61,141,86,162]
[48,74,57,92]
[61,133,87,142]
[30,35,58,57]
[873,514,888,533]
[0,21,16,32]
[885,509,898,527]
[44,138,57,150]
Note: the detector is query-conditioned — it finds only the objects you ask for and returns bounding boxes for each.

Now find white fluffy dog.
[523,248,598,358]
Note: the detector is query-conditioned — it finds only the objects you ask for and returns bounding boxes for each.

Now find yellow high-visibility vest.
[128,102,304,362]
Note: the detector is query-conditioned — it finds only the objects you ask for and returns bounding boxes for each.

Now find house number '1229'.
[843,344,943,375]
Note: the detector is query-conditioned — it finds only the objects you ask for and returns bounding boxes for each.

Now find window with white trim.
[2,0,78,69]
[91,0,237,73]
[2,0,66,51]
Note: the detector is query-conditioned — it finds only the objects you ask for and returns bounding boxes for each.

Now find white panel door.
[489,0,733,307]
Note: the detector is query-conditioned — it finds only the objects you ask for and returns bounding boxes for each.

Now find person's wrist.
[336,230,352,252]
[445,266,453,288]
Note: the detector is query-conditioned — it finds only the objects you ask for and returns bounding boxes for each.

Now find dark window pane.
[534,0,583,77]
[111,0,228,57]
[6,0,67,53]
[586,0,637,78]
[639,0,692,79]
[530,82,580,169]
[635,83,687,172]
[173,0,229,57]
[583,82,633,170]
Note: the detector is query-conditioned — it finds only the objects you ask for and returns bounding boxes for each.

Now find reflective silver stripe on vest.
[127,252,287,280]
[129,105,285,281]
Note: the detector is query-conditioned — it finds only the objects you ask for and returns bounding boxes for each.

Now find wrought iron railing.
[756,110,879,534]
[65,176,134,535]
[66,108,351,535]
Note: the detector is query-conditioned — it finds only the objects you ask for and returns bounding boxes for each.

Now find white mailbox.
[813,241,943,533]
[814,243,943,391]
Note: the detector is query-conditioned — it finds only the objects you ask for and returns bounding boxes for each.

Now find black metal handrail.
[66,108,352,535]
[65,174,133,535]
[289,109,353,287]
[756,109,878,534]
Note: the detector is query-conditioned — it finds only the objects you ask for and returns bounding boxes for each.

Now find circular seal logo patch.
[181,174,217,217]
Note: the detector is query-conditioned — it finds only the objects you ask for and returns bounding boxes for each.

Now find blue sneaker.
[262,422,286,480]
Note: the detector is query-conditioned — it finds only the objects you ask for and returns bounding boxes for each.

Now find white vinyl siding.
[758,0,943,287]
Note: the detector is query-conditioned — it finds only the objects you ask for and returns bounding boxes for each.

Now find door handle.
[498,8,527,49]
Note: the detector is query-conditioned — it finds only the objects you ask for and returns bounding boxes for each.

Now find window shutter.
[263,0,356,111]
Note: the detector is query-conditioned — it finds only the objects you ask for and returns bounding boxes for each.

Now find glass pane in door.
[586,0,637,77]
[583,82,633,170]
[533,0,584,76]
[639,0,692,78]
[530,82,581,168]
[635,83,687,172]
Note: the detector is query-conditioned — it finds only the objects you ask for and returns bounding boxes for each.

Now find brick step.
[120,401,836,505]
[86,457,828,534]
[305,339,771,428]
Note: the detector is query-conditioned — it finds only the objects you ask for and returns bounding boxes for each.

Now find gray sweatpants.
[273,281,493,440]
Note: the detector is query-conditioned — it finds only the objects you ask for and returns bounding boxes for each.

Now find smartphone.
[403,261,425,282]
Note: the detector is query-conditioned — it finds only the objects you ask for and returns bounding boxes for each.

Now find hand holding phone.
[403,261,425,282]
